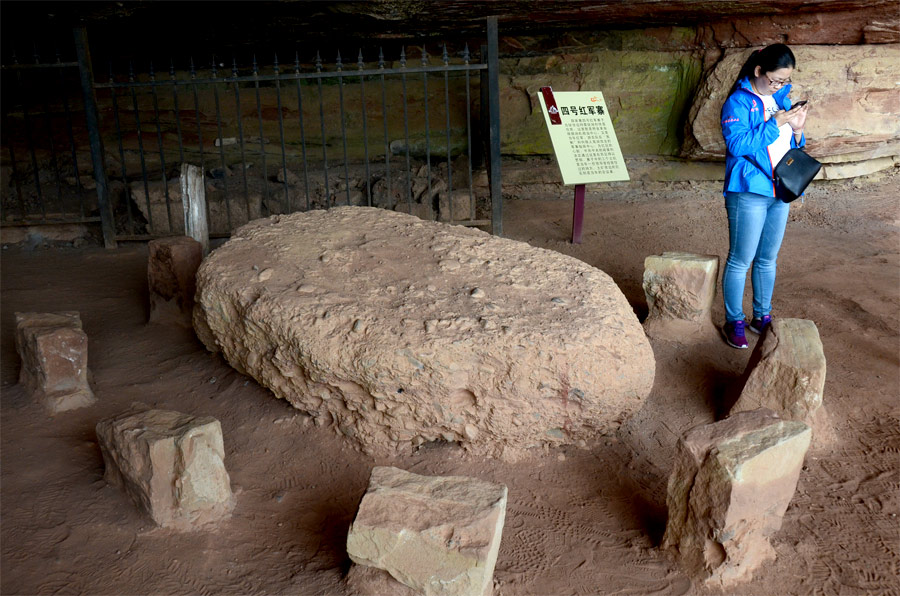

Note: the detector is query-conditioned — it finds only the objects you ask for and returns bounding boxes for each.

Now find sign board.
[537,89,629,186]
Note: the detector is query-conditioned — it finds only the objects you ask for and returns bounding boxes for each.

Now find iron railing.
[0,19,503,247]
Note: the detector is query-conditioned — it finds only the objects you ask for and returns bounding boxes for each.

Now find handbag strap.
[743,155,773,180]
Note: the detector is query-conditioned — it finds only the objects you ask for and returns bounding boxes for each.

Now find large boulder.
[685,44,900,168]
[194,206,655,460]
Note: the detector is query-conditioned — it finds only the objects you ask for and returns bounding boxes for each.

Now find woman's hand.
[774,103,809,129]
[788,103,809,132]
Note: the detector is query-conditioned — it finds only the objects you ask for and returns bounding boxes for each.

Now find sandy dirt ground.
[2,167,898,595]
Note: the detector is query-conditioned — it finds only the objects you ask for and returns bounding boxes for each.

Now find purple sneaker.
[749,315,772,334]
[723,320,749,349]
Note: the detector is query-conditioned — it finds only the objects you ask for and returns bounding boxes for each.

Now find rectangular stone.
[347,466,507,596]
[147,236,203,327]
[662,409,811,588]
[96,408,235,529]
[15,311,96,413]
[731,318,830,442]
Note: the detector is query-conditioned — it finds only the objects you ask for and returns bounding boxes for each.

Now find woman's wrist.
[792,128,803,135]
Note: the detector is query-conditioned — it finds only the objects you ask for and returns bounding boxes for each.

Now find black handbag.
[745,148,822,202]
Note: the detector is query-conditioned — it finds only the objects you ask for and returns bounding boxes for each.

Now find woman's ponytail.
[729,44,796,95]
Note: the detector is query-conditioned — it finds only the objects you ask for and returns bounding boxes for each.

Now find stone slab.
[346,466,507,596]
[96,408,235,530]
[731,318,830,443]
[662,409,811,588]
[14,311,96,413]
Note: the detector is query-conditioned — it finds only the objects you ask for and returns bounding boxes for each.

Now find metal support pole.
[572,184,585,244]
[485,16,502,236]
[73,27,117,248]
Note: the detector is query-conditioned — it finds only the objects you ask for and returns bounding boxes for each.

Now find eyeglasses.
[765,75,791,88]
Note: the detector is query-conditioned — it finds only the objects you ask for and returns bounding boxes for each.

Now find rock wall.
[684,45,900,169]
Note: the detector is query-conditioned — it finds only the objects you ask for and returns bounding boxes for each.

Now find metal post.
[485,16,502,236]
[73,27,117,248]
[572,184,585,244]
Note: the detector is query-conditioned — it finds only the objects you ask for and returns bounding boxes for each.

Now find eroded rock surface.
[346,466,507,596]
[194,207,655,459]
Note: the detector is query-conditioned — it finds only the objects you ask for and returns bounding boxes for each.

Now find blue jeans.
[723,191,790,323]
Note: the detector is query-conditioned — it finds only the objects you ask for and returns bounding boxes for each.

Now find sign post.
[538,87,629,244]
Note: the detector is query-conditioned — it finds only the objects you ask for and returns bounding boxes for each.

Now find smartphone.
[793,100,808,108]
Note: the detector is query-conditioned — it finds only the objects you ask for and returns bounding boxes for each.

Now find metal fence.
[1,19,503,247]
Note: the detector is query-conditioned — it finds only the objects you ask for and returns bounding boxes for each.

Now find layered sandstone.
[685,44,900,171]
[194,207,655,460]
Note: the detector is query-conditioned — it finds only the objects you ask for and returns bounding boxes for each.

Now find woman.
[720,44,809,349]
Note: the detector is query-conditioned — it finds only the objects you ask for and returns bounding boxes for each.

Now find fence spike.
[294,51,301,73]
[252,54,258,75]
[315,51,322,72]
[463,43,470,64]
[273,52,279,73]
[442,43,449,65]
[128,61,135,82]
[358,49,364,71]
[190,56,197,78]
[170,58,177,78]
[421,45,428,66]
[232,57,239,77]
[336,49,343,72]
[211,55,218,77]
[149,61,156,80]
[400,47,406,68]
[378,47,385,69]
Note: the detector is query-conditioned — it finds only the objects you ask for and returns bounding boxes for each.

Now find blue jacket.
[721,77,805,197]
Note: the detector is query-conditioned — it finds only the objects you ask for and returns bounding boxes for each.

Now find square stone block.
[96,408,235,529]
[643,252,719,322]
[148,236,203,326]
[15,311,96,413]
[347,466,507,596]
[662,409,811,588]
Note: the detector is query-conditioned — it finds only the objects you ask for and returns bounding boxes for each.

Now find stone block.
[148,236,203,327]
[730,318,831,443]
[642,252,719,341]
[662,409,811,588]
[346,466,507,596]
[15,311,96,413]
[95,408,235,529]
